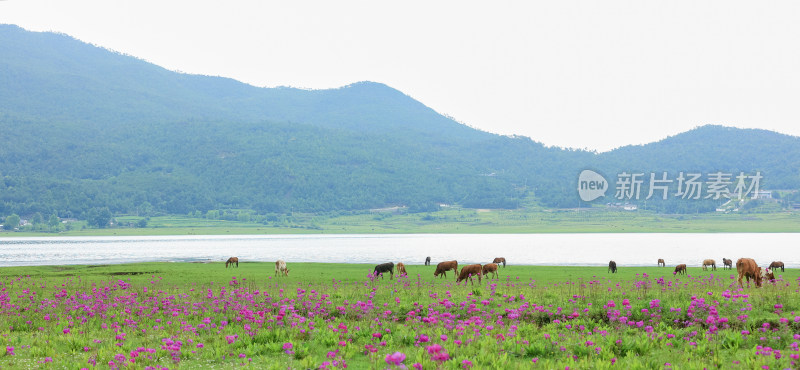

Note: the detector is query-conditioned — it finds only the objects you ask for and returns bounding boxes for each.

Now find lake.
[0,233,797,268]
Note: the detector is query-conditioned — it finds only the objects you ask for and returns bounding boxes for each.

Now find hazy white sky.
[2,0,799,151]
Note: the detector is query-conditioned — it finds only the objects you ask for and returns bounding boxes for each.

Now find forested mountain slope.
[0,25,798,220]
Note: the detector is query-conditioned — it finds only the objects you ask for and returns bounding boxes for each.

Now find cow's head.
[763,268,774,282]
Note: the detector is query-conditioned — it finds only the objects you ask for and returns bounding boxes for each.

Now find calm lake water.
[0,233,797,268]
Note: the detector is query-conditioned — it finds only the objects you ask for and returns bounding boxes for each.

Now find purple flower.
[385,352,406,366]
[426,344,443,354]
[432,352,450,362]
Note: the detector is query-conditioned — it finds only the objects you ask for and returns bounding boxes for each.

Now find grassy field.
[4,208,799,237]
[0,262,798,368]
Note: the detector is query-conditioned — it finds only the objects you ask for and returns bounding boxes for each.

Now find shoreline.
[3,209,798,237]
[2,227,799,238]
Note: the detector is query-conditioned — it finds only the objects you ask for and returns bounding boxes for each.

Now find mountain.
[600,125,800,189]
[0,24,483,141]
[0,24,798,220]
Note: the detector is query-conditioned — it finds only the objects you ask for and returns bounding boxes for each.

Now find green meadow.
[1,262,799,369]
[4,208,799,237]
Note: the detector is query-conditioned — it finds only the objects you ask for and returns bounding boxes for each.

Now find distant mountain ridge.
[0,24,798,219]
[0,24,484,141]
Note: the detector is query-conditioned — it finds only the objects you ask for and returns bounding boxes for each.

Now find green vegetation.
[2,208,798,237]
[0,262,798,368]
[1,25,800,228]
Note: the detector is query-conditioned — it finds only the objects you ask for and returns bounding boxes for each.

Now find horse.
[373,262,395,280]
[434,260,458,279]
[657,258,665,267]
[456,264,483,285]
[769,261,785,272]
[608,260,617,273]
[736,258,762,288]
[702,259,716,271]
[225,257,239,268]
[492,257,506,268]
[722,258,733,270]
[425,256,431,266]
[482,263,499,279]
[674,264,687,275]
[274,260,289,277]
[396,262,407,276]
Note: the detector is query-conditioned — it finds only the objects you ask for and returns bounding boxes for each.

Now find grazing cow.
[608,260,617,273]
[434,260,459,279]
[657,258,665,267]
[396,262,407,276]
[674,264,687,275]
[482,263,499,279]
[722,258,733,270]
[425,256,431,266]
[702,259,716,271]
[764,268,776,283]
[373,262,395,280]
[225,257,239,268]
[492,257,507,268]
[274,260,289,277]
[736,258,763,288]
[456,264,483,285]
[769,261,785,272]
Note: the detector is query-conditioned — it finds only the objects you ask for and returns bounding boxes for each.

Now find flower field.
[0,262,798,369]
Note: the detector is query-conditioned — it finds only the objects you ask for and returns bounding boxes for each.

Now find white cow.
[275,260,290,277]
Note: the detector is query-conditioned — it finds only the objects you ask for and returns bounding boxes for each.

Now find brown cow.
[736,258,762,288]
[396,262,407,276]
[673,264,687,275]
[769,261,785,272]
[456,264,483,285]
[722,258,733,270]
[225,257,239,268]
[274,260,289,277]
[702,259,716,271]
[657,258,665,267]
[434,260,458,279]
[482,263,499,279]
[492,257,506,268]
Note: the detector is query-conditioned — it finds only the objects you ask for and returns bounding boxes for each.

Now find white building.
[755,190,772,199]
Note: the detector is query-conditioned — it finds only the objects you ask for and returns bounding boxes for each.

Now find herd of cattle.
[223,255,786,288]
[224,256,508,285]
[374,257,507,285]
[608,258,785,288]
